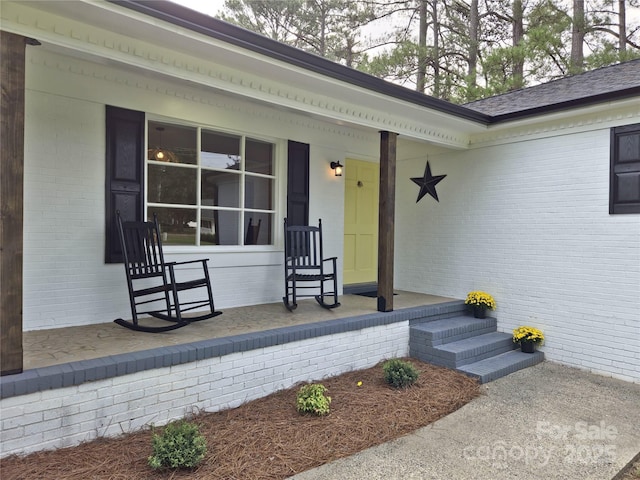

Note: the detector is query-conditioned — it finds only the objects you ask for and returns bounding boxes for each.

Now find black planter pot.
[520,340,535,353]
[473,305,487,319]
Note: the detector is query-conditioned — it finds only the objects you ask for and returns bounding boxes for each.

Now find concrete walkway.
[291,362,640,480]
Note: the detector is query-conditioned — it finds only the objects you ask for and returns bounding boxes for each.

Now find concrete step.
[457,350,545,384]
[411,332,517,369]
[409,315,497,347]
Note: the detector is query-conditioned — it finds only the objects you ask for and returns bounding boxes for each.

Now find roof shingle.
[464,59,640,117]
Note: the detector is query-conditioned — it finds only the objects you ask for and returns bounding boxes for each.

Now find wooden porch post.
[1,32,37,375]
[377,131,398,312]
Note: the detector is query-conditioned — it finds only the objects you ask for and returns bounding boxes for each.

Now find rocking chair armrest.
[322,256,338,273]
[165,258,210,269]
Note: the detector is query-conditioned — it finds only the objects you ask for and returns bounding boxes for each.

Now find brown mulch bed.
[1,359,481,480]
[617,454,640,480]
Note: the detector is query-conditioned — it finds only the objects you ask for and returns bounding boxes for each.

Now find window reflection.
[147,121,276,246]
[246,138,273,174]
[148,165,197,205]
[201,171,240,207]
[148,122,197,165]
[148,207,197,246]
[201,131,241,170]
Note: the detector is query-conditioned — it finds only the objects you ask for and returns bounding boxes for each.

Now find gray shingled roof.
[464,59,640,117]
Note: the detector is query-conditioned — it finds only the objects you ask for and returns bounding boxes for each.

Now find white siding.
[395,129,640,382]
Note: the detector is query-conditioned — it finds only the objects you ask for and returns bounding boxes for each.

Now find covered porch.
[1,292,467,457]
[21,291,454,371]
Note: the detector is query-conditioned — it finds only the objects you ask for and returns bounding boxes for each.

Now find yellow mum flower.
[512,326,544,344]
[464,291,496,309]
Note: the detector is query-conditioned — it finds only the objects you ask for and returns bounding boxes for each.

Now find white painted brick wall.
[396,127,640,383]
[0,322,409,457]
[21,49,374,330]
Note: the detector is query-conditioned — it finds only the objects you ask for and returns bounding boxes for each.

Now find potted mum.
[464,291,496,318]
[512,326,544,353]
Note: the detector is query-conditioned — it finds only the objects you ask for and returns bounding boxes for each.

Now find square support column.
[377,131,398,312]
[1,32,35,375]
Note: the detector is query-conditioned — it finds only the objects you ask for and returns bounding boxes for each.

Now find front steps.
[410,310,544,384]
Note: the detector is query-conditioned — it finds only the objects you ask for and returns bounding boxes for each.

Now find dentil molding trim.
[4,2,468,149]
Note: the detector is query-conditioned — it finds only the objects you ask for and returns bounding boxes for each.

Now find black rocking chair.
[245,217,262,245]
[114,212,222,333]
[283,218,340,311]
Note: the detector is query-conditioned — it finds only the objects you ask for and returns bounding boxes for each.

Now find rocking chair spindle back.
[283,218,340,311]
[114,212,222,333]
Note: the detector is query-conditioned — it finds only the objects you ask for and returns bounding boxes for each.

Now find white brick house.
[1,0,638,386]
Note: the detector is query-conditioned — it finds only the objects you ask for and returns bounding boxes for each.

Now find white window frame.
[144,116,281,251]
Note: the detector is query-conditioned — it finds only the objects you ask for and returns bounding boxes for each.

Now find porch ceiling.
[1,0,487,149]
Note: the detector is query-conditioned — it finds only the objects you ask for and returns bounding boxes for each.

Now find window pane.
[148,207,197,246]
[201,131,241,170]
[246,138,273,175]
[214,210,240,245]
[244,212,272,245]
[148,164,197,205]
[148,122,197,165]
[201,171,240,207]
[245,175,273,210]
[200,210,217,246]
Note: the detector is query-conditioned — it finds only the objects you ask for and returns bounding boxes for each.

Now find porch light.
[330,161,343,177]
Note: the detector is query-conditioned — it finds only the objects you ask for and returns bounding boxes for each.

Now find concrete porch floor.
[22,292,455,371]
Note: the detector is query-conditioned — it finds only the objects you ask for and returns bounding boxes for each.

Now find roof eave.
[109,0,492,126]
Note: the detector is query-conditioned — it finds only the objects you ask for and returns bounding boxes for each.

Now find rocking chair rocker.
[114,212,222,333]
[283,218,340,311]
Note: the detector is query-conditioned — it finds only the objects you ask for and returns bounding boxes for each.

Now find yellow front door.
[343,158,379,285]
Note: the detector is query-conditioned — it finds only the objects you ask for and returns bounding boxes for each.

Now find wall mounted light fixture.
[330,161,343,177]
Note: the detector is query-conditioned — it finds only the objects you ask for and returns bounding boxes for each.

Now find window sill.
[162,246,282,268]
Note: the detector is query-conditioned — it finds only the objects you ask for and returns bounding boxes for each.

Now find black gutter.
[109,0,492,125]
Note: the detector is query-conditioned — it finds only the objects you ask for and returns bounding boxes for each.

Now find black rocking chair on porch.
[283,218,340,311]
[114,212,222,333]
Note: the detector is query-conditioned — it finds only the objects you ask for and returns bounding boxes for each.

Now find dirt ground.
[618,455,640,480]
[1,359,481,479]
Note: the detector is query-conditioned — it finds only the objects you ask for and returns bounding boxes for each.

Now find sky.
[170,0,225,17]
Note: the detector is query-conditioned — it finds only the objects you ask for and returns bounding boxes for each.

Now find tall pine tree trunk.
[570,0,585,73]
[416,0,428,93]
[468,0,479,87]
[512,0,524,90]
[619,0,626,53]
[432,0,440,98]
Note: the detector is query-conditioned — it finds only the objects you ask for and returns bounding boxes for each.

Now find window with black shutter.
[105,106,280,260]
[610,123,640,214]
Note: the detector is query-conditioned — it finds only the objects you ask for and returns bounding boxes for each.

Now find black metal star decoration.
[411,161,446,203]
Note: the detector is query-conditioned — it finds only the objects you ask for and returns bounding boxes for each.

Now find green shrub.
[382,359,420,388]
[296,383,331,416]
[148,420,207,470]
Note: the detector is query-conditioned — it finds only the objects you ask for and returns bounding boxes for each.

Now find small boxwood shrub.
[296,383,331,416]
[382,359,420,389]
[148,420,207,470]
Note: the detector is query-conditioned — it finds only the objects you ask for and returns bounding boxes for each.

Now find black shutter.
[287,140,310,226]
[105,106,145,263]
[610,123,640,214]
